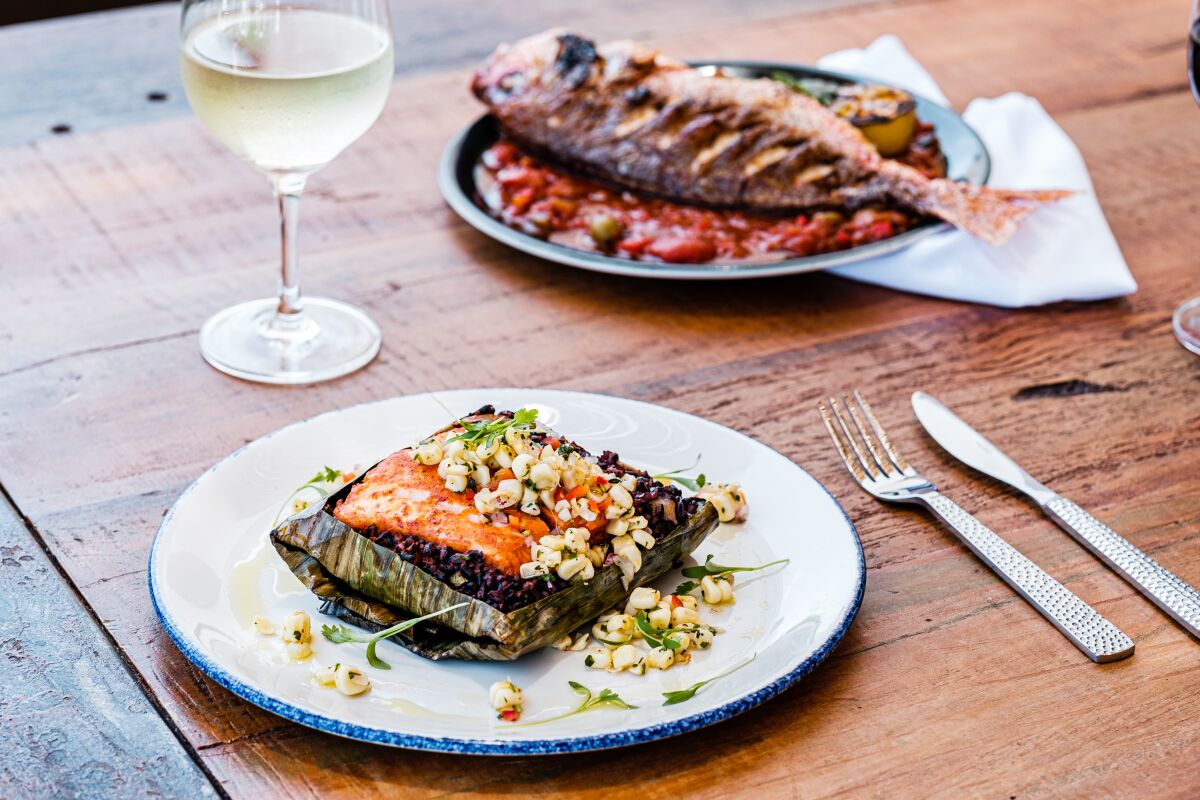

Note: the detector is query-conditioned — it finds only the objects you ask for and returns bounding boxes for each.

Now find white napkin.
[816,35,1136,307]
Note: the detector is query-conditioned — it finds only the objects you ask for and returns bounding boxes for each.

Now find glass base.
[1175,296,1200,356]
[199,297,381,385]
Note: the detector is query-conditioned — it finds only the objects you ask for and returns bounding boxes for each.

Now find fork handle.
[920,492,1135,663]
[1042,495,1200,640]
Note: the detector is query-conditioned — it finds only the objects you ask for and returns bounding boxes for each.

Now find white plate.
[149,389,864,754]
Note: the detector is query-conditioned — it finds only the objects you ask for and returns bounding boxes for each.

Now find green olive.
[589,213,623,246]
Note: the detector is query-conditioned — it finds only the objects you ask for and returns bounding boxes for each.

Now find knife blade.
[912,391,1200,641]
[911,392,1056,505]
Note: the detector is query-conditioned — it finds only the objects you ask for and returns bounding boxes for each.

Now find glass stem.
[265,172,318,344]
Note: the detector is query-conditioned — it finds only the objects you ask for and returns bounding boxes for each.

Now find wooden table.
[2,1,1198,797]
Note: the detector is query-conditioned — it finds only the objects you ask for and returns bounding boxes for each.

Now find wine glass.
[1180,4,1200,355]
[180,0,393,383]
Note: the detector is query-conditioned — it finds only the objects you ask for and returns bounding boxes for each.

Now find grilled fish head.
[471,29,601,106]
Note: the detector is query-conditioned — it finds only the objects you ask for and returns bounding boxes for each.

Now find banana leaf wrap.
[270,473,718,661]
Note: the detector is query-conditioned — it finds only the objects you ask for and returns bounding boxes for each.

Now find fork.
[819,391,1135,663]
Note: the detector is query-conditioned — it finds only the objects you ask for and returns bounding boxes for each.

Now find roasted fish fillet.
[333,440,548,576]
[472,30,1069,245]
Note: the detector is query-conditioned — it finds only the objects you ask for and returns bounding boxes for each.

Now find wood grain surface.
[1,0,1198,797]
[0,495,218,799]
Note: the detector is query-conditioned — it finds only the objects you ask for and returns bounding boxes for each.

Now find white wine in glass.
[181,0,393,384]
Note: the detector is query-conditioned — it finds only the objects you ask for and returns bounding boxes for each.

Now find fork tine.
[817,399,868,483]
[853,390,911,473]
[841,392,897,477]
[825,396,881,480]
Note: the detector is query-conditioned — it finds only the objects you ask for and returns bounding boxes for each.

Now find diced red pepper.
[646,236,718,264]
[866,220,895,241]
[617,236,653,256]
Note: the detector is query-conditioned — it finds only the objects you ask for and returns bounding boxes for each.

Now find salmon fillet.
[472,30,1070,245]
[333,447,548,576]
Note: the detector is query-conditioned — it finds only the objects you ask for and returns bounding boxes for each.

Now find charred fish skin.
[472,30,1069,245]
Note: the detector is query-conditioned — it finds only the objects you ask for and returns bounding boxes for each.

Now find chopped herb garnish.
[661,655,756,706]
[507,681,636,728]
[680,554,790,580]
[446,407,539,449]
[584,654,595,667]
[557,443,574,457]
[321,602,468,670]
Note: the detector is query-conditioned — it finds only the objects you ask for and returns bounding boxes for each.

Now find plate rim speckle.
[148,389,866,754]
[439,60,990,281]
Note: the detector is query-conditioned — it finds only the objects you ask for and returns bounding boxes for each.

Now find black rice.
[362,526,565,612]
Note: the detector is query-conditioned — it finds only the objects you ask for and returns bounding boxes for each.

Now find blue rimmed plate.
[439,62,990,281]
[149,389,864,753]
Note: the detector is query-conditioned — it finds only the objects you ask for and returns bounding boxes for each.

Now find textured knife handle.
[923,493,1134,662]
[1044,496,1200,640]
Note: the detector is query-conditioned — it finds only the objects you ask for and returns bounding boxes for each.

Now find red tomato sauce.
[474,122,946,265]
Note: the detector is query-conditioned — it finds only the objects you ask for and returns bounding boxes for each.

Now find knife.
[912,391,1200,641]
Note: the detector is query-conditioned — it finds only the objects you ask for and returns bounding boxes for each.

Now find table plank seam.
[0,481,232,800]
[0,327,198,381]
[195,723,305,753]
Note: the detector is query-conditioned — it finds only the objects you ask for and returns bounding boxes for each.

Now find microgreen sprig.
[661,655,757,706]
[506,681,636,728]
[321,602,468,670]
[274,465,349,526]
[653,454,706,491]
[681,555,790,581]
[446,407,539,449]
[634,611,704,651]
[674,555,789,595]
[770,71,839,104]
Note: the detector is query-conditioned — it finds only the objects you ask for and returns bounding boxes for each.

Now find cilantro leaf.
[446,408,540,449]
[674,579,699,596]
[320,624,363,644]
[309,465,342,484]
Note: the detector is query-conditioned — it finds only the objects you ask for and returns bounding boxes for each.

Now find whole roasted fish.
[472,31,1069,245]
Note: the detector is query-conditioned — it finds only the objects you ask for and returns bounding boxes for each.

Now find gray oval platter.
[438,61,990,281]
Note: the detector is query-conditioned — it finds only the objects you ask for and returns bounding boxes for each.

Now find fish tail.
[884,162,1072,245]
